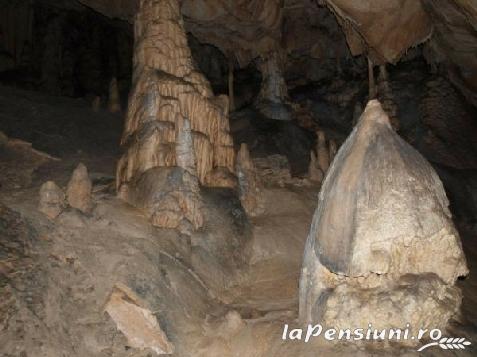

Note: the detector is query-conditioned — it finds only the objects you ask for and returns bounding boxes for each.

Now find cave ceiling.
[72,0,477,105]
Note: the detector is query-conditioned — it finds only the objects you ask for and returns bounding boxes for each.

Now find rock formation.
[107,77,121,113]
[236,143,264,217]
[255,50,292,121]
[66,163,93,213]
[39,181,65,219]
[121,118,204,234]
[299,100,468,334]
[116,0,236,217]
[105,284,174,355]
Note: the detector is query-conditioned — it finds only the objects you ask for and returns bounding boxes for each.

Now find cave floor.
[0,85,476,356]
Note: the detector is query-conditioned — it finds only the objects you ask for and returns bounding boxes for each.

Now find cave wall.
[0,0,133,99]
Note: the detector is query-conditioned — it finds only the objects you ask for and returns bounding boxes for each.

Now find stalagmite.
[299,100,468,335]
[236,143,264,217]
[38,181,65,219]
[123,118,204,233]
[255,50,292,121]
[66,163,93,213]
[308,151,323,183]
[107,77,121,113]
[316,130,329,173]
[116,0,236,222]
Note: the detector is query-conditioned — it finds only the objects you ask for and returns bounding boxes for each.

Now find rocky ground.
[0,84,476,356]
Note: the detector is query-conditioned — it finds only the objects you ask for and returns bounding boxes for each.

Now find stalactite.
[377,64,399,131]
[255,50,292,121]
[367,57,376,100]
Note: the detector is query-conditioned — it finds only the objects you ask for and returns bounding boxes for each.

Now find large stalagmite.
[299,100,468,333]
[116,0,236,228]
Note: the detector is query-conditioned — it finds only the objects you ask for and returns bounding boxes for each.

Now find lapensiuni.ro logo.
[282,324,471,351]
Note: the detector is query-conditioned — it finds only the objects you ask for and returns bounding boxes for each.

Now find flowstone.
[299,100,468,334]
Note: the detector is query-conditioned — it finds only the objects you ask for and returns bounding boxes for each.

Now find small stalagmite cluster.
[116,0,236,230]
[236,143,264,217]
[300,100,468,334]
[38,163,93,218]
[308,130,337,183]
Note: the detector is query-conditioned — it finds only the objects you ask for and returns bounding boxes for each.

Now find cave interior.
[0,0,477,356]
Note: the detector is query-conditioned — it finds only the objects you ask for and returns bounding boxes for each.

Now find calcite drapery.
[299,100,468,333]
[116,0,235,228]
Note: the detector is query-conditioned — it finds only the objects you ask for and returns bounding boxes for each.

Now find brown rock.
[105,284,174,354]
[39,181,65,219]
[66,163,93,213]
